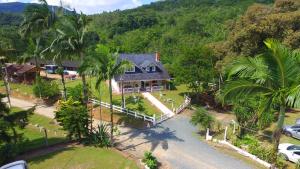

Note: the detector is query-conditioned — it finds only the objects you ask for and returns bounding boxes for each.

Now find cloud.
[29,0,146,14]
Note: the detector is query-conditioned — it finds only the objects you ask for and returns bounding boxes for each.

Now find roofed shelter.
[5,64,41,84]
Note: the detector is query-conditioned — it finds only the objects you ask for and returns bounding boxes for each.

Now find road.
[7,97,255,169]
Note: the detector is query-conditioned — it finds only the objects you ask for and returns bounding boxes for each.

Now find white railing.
[151,86,163,91]
[175,96,191,114]
[123,87,140,93]
[89,99,158,125]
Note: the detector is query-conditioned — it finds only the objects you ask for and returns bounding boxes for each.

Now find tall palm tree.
[20,0,56,98]
[221,39,300,151]
[92,44,130,144]
[79,45,108,123]
[20,0,56,68]
[50,12,90,106]
[0,56,11,108]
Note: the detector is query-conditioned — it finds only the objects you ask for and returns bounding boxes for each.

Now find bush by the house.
[33,78,60,100]
[143,151,158,169]
[67,84,83,102]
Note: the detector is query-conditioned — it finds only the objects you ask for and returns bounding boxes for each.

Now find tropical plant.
[55,98,90,140]
[33,77,60,100]
[49,12,91,106]
[221,39,300,152]
[90,124,111,147]
[190,107,215,131]
[87,44,130,144]
[0,93,34,165]
[0,56,11,107]
[142,151,158,169]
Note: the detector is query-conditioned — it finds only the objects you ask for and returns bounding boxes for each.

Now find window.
[126,66,135,73]
[294,152,300,156]
[152,66,156,72]
[146,66,150,72]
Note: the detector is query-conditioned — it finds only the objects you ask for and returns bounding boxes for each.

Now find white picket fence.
[175,96,191,114]
[89,99,169,125]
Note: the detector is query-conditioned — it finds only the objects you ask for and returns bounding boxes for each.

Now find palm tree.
[20,0,56,68]
[0,56,11,108]
[80,45,108,123]
[91,45,130,144]
[221,39,300,151]
[50,12,90,106]
[20,0,56,98]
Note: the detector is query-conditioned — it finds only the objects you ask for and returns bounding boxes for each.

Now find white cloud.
[29,0,144,14]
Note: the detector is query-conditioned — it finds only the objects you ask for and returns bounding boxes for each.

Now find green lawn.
[28,146,139,169]
[11,107,66,152]
[152,84,189,110]
[0,80,34,96]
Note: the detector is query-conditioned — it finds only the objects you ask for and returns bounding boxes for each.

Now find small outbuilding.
[5,64,41,84]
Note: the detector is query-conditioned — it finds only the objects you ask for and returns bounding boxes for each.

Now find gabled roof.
[5,64,40,74]
[114,53,170,82]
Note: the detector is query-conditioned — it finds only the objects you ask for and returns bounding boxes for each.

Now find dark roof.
[114,54,170,82]
[29,58,80,68]
[5,64,39,74]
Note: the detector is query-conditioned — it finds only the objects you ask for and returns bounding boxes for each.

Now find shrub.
[89,124,111,147]
[143,151,158,169]
[33,78,60,100]
[190,107,214,130]
[67,84,83,102]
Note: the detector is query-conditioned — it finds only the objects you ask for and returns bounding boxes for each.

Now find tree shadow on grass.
[26,147,76,166]
[20,137,68,154]
[116,124,184,152]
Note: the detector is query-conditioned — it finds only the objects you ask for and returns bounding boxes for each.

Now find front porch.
[116,80,169,93]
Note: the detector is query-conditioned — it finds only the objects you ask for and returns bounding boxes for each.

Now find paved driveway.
[116,114,255,169]
[7,97,255,169]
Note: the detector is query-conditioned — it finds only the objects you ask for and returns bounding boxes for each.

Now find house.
[112,53,171,93]
[28,59,80,73]
[4,64,41,84]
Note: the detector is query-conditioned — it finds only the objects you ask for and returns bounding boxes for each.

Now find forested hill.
[89,0,273,63]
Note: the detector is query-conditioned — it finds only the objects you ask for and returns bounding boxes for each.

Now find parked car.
[278,143,300,163]
[283,125,300,140]
[0,160,28,169]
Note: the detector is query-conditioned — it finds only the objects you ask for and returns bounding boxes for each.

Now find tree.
[91,44,130,144]
[0,93,34,165]
[20,0,56,98]
[55,98,90,140]
[50,12,91,106]
[79,45,108,123]
[221,39,300,152]
[190,107,214,131]
[174,46,217,96]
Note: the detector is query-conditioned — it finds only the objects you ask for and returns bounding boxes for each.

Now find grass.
[1,78,162,116]
[11,107,66,152]
[27,146,139,169]
[152,84,189,110]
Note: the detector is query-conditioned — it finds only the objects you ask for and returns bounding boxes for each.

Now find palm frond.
[221,80,273,104]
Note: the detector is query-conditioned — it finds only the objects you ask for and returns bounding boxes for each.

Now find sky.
[0,0,157,14]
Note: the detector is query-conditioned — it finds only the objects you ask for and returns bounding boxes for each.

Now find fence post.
[224,126,228,141]
[135,112,137,118]
[43,128,48,146]
[232,120,236,134]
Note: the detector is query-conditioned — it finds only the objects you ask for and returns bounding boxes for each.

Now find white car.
[0,160,28,169]
[278,143,300,163]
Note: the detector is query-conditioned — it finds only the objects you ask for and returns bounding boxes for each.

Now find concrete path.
[6,97,256,169]
[5,97,55,118]
[142,92,174,117]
